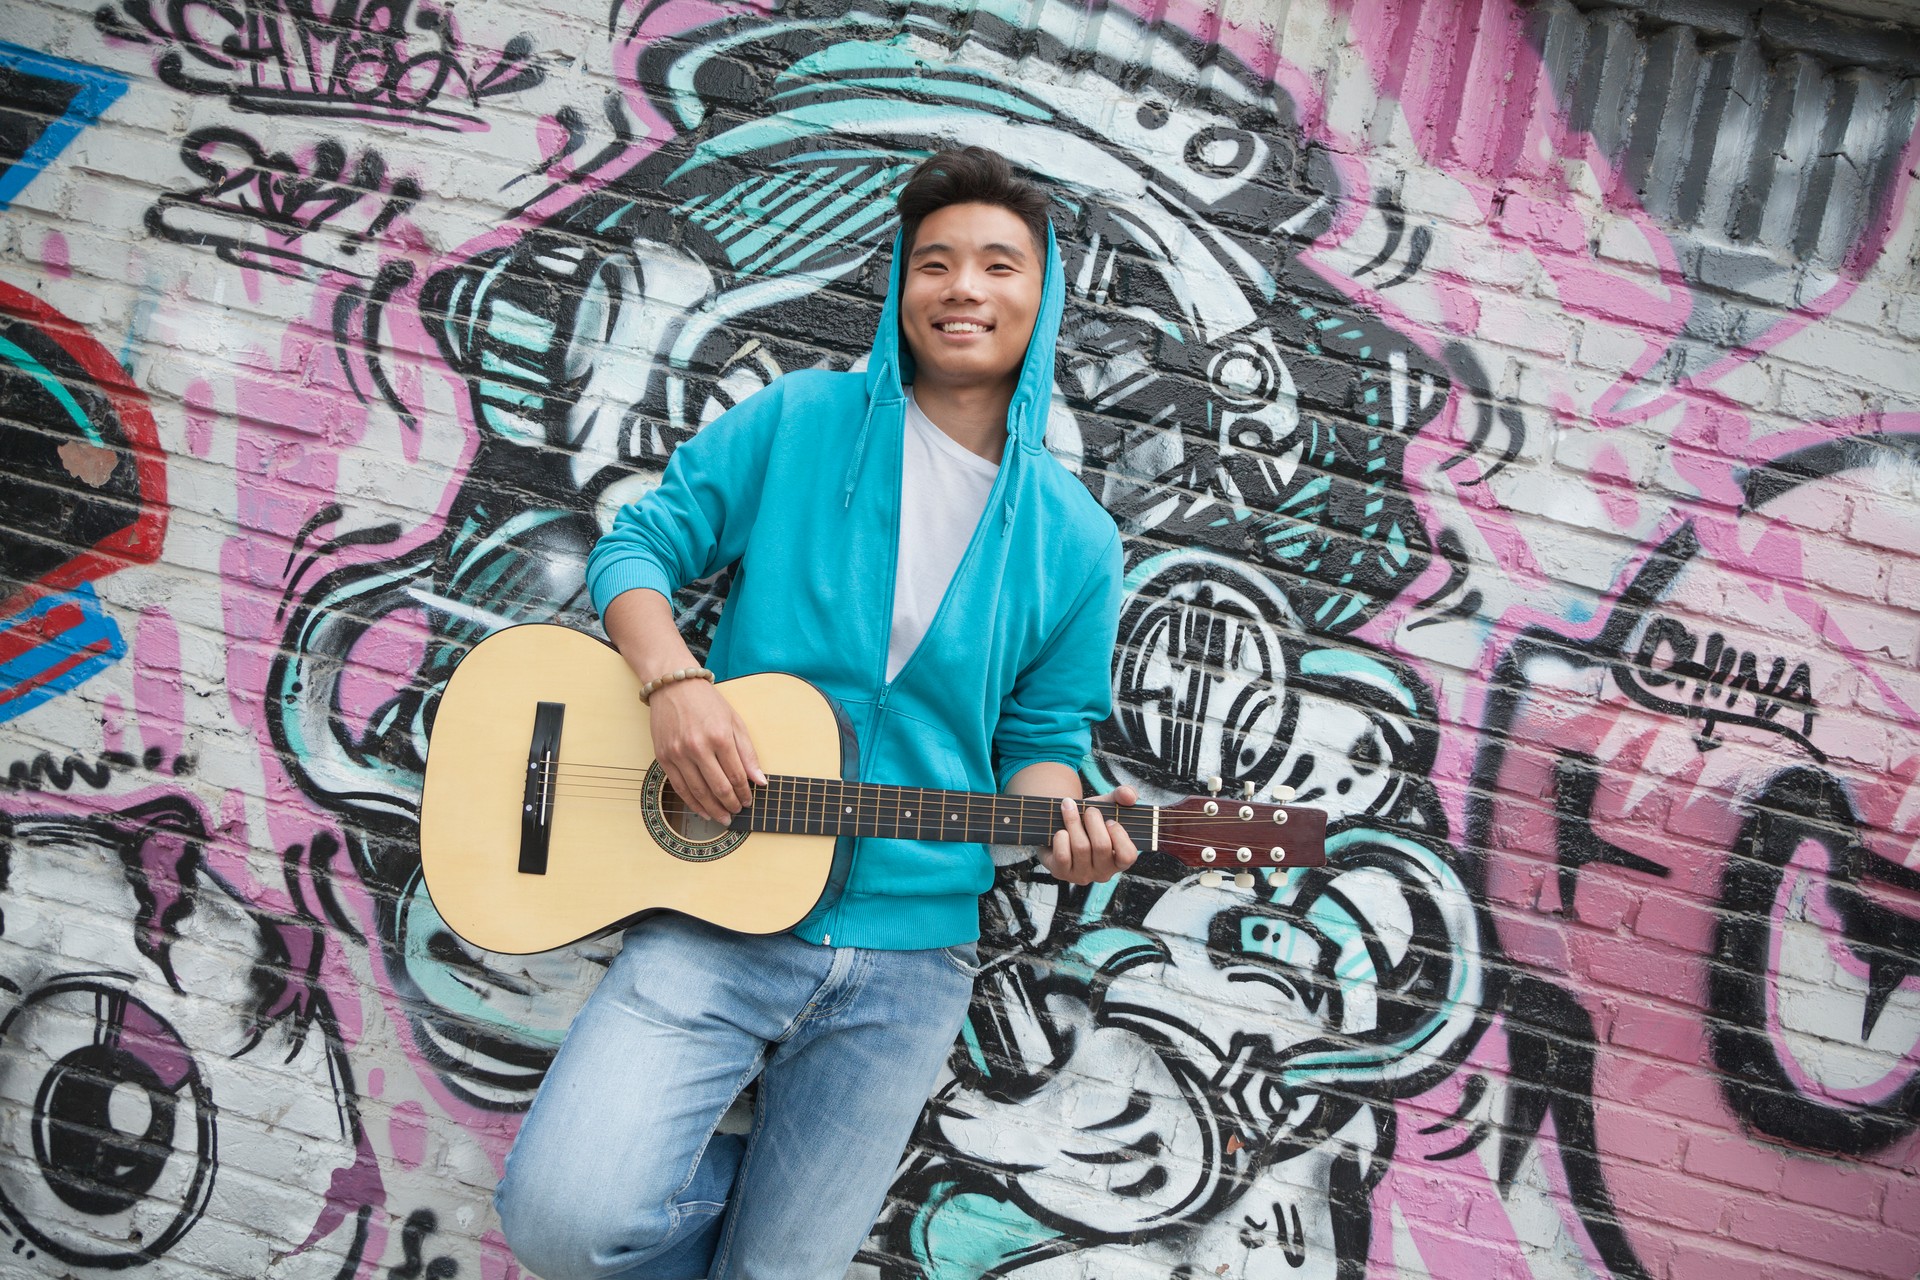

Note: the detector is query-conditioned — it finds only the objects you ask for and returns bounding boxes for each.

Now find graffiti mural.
[0,0,1916,1276]
[1472,432,1920,1280]
[0,799,377,1274]
[96,0,546,129]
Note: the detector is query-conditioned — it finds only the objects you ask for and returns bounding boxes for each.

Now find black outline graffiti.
[97,0,544,130]
[1406,526,1484,631]
[147,126,422,279]
[0,976,217,1267]
[1436,342,1526,484]
[1612,611,1817,755]
[333,259,421,432]
[1352,187,1434,292]
[0,799,376,1272]
[1551,753,1671,914]
[3,749,159,792]
[386,1206,458,1279]
[872,822,1480,1277]
[1710,766,1920,1152]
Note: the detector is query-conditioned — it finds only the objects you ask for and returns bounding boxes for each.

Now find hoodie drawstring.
[844,358,891,507]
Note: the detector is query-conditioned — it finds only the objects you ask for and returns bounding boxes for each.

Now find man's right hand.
[603,588,768,824]
[647,677,767,824]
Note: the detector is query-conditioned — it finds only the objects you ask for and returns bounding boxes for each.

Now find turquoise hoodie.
[585,222,1122,949]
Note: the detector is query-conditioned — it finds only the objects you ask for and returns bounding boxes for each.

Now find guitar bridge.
[519,701,565,875]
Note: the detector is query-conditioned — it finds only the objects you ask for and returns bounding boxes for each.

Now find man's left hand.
[1041,787,1139,884]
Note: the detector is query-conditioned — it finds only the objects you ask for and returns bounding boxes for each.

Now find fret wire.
[739,776,1189,849]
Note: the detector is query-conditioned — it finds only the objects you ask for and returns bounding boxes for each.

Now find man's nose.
[943,264,986,299]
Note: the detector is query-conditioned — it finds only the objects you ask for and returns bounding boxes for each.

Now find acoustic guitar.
[419,624,1328,954]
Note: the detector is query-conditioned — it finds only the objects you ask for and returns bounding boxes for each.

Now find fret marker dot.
[950,813,957,821]
[845,806,852,814]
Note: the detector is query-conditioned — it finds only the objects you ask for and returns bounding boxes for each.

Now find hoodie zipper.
[825,218,1059,943]
[833,392,1016,946]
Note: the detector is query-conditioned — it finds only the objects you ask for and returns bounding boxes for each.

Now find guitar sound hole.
[640,761,747,861]
[660,786,731,844]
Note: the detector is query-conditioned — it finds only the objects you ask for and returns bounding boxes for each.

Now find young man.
[494,147,1135,1279]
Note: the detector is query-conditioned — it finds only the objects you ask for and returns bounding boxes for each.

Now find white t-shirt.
[887,394,1000,680]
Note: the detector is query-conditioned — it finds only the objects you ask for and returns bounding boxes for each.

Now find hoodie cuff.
[586,559,677,621]
[996,753,1090,794]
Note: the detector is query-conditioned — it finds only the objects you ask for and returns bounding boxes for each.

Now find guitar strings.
[534,764,1292,815]
[527,768,1297,836]
[533,760,1294,806]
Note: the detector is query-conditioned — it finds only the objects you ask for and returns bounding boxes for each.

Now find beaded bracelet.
[638,666,715,704]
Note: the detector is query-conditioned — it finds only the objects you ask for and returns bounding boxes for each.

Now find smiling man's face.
[899,201,1043,396]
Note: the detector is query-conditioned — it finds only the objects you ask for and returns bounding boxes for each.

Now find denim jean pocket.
[938,943,984,978]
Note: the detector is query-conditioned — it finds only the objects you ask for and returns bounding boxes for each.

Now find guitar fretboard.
[731,775,1154,847]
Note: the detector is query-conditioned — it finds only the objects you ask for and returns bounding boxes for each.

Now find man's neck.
[909,377,1015,464]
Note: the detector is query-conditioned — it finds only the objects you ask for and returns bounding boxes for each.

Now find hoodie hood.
[844,217,1067,504]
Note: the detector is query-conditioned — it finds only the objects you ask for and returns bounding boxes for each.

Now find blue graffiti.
[0,583,125,724]
[0,43,127,209]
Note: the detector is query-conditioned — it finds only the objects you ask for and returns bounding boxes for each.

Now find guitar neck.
[732,775,1154,848]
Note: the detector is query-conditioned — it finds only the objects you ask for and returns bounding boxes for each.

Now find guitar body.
[420,625,842,955]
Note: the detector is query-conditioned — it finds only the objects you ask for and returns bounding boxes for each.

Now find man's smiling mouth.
[935,321,992,333]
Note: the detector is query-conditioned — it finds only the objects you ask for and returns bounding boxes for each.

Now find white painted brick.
[1476,296,1574,358]
[1595,215,1665,271]
[1889,558,1920,611]
[1399,166,1490,226]
[1776,366,1871,421]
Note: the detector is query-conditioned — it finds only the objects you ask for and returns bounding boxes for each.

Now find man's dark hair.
[896,146,1051,256]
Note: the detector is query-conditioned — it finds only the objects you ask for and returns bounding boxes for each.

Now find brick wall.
[0,1,1915,1276]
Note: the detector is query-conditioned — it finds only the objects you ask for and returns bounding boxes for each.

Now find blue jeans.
[495,914,978,1279]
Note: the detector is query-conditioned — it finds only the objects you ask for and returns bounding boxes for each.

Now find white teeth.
[937,322,989,333]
